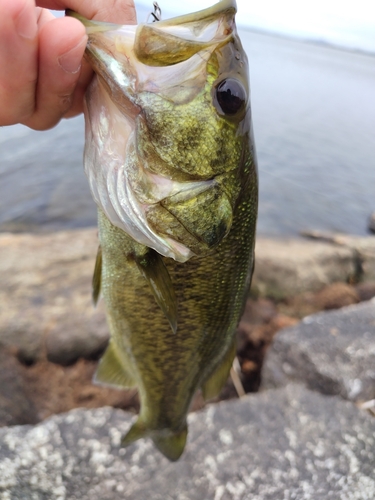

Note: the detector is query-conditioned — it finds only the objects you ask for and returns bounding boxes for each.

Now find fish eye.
[215,79,247,116]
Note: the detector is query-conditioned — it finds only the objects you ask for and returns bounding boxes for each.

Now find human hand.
[0,0,136,130]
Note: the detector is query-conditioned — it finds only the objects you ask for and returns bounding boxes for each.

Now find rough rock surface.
[1,384,374,500]
[262,299,375,402]
[0,230,108,365]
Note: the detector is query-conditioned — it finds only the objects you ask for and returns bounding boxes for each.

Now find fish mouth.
[68,0,239,106]
[68,0,246,262]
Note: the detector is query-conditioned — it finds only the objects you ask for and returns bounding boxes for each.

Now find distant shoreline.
[237,24,375,58]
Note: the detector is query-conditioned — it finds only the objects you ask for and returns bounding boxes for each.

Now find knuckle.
[59,93,74,112]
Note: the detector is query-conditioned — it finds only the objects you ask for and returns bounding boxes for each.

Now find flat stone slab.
[262,299,375,402]
[252,235,375,299]
[302,233,375,283]
[1,385,374,499]
[252,237,356,299]
[0,230,109,365]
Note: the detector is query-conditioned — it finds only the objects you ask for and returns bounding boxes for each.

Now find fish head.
[68,0,252,262]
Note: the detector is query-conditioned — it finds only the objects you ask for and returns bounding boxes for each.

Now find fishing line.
[147,2,162,22]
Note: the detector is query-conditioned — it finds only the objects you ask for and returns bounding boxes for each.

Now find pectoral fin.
[94,341,136,389]
[92,245,102,306]
[201,338,237,401]
[135,249,178,334]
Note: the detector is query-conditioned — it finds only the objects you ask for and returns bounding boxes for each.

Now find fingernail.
[16,1,37,39]
[58,36,87,74]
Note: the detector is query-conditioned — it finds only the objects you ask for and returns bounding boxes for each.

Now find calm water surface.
[0,29,374,235]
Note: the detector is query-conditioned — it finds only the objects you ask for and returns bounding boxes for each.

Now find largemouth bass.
[68,0,258,461]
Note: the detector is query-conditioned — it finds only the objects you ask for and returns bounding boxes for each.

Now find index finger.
[36,0,137,122]
[36,0,137,23]
[0,0,38,125]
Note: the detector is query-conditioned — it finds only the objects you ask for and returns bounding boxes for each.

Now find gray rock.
[252,237,356,299]
[262,299,375,402]
[0,230,109,365]
[0,385,374,499]
[368,213,375,234]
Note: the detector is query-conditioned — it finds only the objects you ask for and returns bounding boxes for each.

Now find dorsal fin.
[94,341,136,389]
[92,245,102,306]
[135,249,178,334]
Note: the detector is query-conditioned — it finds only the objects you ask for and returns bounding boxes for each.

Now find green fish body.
[68,0,258,461]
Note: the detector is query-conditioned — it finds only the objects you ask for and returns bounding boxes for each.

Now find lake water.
[0,28,374,236]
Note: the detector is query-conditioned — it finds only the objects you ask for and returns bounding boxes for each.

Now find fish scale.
[97,143,257,458]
